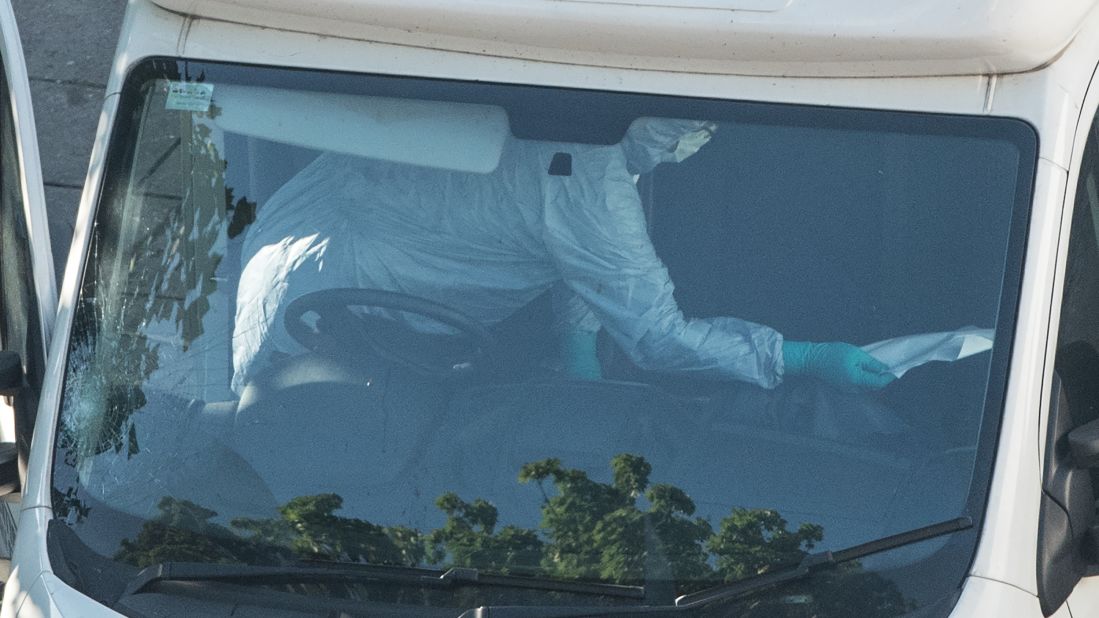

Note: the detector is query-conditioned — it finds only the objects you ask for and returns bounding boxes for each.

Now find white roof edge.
[150,0,1098,77]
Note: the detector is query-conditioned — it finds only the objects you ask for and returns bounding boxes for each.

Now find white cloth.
[231,118,784,392]
[862,327,994,378]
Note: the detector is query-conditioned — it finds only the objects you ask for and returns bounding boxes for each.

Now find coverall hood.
[621,118,714,175]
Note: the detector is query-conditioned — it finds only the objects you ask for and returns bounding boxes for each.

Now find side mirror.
[1038,375,1098,616]
[0,351,23,396]
[1068,417,1099,564]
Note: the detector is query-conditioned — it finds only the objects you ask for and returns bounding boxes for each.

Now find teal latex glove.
[782,341,896,390]
[560,331,602,380]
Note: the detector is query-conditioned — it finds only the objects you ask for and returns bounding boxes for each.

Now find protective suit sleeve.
[540,146,785,388]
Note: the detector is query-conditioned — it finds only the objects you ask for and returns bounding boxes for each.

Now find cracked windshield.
[50,60,1034,616]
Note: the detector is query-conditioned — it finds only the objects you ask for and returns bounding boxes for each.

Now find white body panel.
[963,164,1065,596]
[10,0,1099,615]
[3,508,57,618]
[148,0,1099,77]
[951,576,1071,618]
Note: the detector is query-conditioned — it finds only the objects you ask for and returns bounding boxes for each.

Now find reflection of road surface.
[69,372,966,572]
[431,379,928,550]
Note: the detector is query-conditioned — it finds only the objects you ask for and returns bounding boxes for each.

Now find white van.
[2,0,1099,615]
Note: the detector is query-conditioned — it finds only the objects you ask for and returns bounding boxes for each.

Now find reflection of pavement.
[226,374,957,560]
[13,0,126,277]
[229,374,951,556]
[441,380,929,549]
[57,371,970,577]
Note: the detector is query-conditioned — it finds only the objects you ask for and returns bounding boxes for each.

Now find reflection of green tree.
[113,454,912,615]
[116,497,267,568]
[426,492,542,575]
[117,494,426,570]
[707,507,823,581]
[808,564,916,617]
[732,562,916,618]
[519,454,713,585]
[234,494,422,567]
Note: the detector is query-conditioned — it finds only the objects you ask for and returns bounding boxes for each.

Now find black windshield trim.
[49,57,1039,618]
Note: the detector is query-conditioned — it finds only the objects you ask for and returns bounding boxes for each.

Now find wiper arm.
[121,517,972,612]
[123,560,645,600]
[674,515,974,609]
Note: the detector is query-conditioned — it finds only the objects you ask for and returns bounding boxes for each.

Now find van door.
[0,0,57,501]
[1038,55,1099,616]
[1057,107,1099,618]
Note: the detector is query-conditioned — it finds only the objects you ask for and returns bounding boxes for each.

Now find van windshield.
[49,59,1035,616]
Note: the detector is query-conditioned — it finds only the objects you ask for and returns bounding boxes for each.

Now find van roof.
[152,0,1098,77]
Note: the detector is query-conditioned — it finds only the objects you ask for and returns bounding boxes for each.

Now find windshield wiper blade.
[674,515,974,609]
[123,560,645,600]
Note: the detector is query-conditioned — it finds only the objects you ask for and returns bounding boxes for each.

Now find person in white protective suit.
[231,117,895,393]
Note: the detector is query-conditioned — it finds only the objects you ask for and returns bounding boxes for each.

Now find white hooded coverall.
[232,118,784,392]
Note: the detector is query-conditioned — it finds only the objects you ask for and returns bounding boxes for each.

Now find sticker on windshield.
[165,82,214,112]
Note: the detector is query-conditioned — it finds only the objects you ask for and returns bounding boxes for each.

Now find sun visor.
[209,85,508,173]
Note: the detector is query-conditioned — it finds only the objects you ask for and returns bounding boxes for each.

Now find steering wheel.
[284,288,496,379]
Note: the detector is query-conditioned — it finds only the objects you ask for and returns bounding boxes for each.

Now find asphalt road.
[12,0,127,280]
